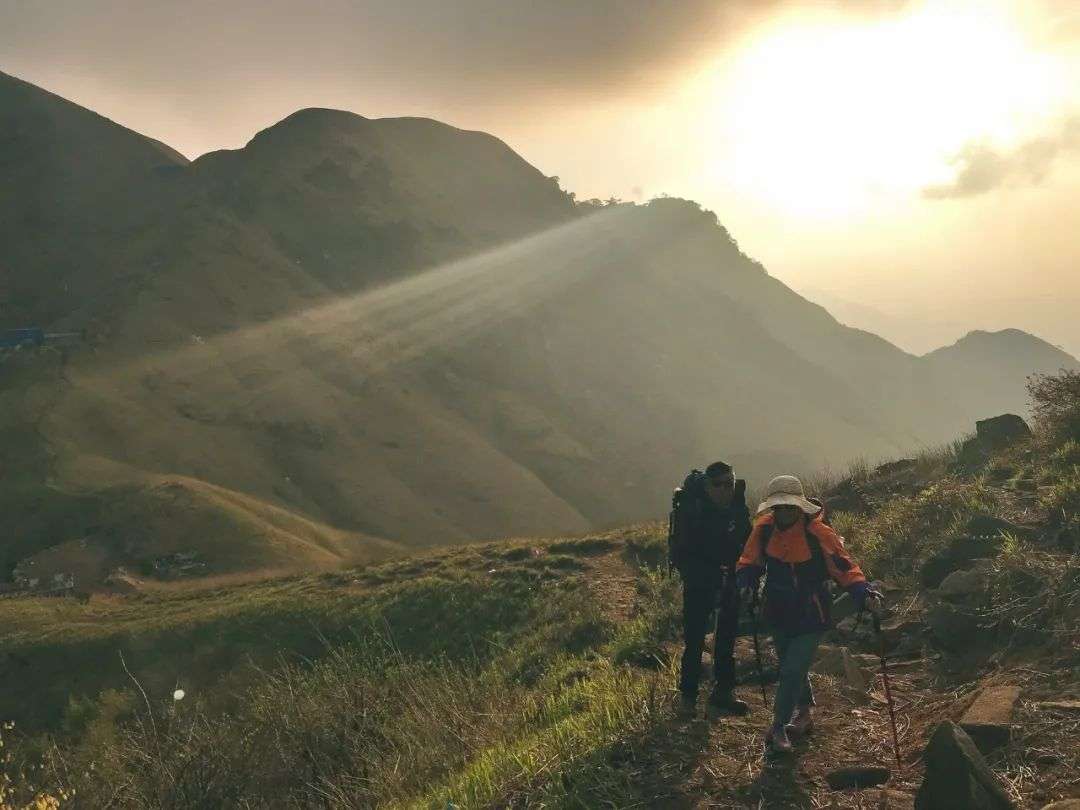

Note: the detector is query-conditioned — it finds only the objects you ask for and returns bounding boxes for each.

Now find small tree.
[1027,369,1080,446]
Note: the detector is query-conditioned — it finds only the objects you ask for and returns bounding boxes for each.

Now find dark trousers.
[679,571,738,697]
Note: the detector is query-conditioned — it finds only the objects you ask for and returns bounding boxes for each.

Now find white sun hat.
[756,475,822,516]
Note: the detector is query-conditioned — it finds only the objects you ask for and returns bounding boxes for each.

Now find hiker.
[736,475,882,753]
[668,461,752,717]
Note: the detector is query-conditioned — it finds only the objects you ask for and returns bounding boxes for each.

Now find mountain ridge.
[2,70,1076,588]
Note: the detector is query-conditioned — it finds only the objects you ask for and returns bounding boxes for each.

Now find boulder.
[1040,801,1080,810]
[975,414,1032,448]
[938,562,993,602]
[921,525,1011,589]
[960,685,1021,751]
[814,645,873,702]
[876,459,916,476]
[927,602,983,651]
[826,765,891,790]
[915,721,1015,809]
[965,514,1028,541]
[880,618,926,650]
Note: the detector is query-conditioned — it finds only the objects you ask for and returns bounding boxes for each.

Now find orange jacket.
[737,512,867,589]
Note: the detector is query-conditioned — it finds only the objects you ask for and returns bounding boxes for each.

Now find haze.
[3,0,1079,355]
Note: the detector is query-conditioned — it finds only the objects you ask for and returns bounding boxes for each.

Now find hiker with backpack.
[736,475,882,753]
[668,461,753,718]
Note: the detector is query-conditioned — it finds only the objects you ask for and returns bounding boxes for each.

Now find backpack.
[667,469,705,570]
[758,511,835,630]
[758,514,827,583]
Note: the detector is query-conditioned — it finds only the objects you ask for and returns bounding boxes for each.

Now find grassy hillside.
[3,70,1078,592]
[1,371,1078,808]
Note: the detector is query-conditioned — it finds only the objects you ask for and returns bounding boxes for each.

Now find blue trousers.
[772,630,822,730]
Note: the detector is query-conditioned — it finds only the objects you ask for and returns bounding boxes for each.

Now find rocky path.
[573,537,1079,809]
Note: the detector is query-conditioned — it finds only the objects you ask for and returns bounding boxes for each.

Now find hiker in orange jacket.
[736,475,882,754]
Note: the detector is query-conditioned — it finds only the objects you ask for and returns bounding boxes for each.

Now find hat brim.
[756,493,822,516]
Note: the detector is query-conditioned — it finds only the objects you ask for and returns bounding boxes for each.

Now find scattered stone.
[826,765,891,790]
[1040,801,1080,810]
[1039,700,1080,713]
[915,721,1015,809]
[938,562,993,602]
[960,685,1021,751]
[965,514,1028,541]
[927,602,983,651]
[975,414,1031,448]
[814,645,872,701]
[876,459,916,476]
[880,618,925,649]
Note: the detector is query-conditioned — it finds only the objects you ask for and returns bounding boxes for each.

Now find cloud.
[923,117,1080,199]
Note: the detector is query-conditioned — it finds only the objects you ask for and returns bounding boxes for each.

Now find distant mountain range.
[2,70,1076,585]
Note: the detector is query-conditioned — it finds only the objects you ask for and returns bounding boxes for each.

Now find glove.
[850,582,884,613]
[736,567,760,602]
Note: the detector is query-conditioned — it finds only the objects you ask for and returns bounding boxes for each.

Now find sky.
[3,0,1079,356]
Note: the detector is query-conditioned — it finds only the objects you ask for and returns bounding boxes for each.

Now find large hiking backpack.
[667,469,706,570]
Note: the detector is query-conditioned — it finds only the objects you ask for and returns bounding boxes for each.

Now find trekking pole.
[749,587,769,709]
[871,611,902,771]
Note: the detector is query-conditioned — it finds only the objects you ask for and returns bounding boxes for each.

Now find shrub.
[845,479,997,579]
[1028,369,1080,446]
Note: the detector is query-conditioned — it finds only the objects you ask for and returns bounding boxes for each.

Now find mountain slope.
[1,72,1077,586]
[0,70,189,326]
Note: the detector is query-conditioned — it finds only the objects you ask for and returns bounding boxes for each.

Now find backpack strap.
[760,515,825,577]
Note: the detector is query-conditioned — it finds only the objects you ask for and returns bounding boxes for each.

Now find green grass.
[0,528,686,808]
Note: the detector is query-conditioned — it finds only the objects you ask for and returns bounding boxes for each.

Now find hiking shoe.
[676,693,697,719]
[785,706,814,738]
[707,690,750,717]
[765,725,793,754]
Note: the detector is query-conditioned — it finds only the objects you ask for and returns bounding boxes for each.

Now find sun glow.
[707,1,1070,218]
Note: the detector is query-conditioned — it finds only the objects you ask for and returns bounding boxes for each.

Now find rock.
[975,414,1031,448]
[880,618,925,649]
[826,765,891,790]
[938,562,993,602]
[921,552,962,589]
[915,721,1015,810]
[1038,700,1080,713]
[927,602,983,651]
[876,459,916,476]
[956,435,989,466]
[961,685,1021,751]
[814,645,872,701]
[1040,801,1080,809]
[921,527,1010,589]
[965,513,1027,541]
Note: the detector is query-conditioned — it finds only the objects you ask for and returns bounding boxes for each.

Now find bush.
[843,479,997,579]
[1028,369,1080,446]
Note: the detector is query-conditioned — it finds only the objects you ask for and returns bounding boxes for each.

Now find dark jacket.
[670,475,752,584]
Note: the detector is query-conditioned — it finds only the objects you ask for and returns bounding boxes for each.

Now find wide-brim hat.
[756,474,822,516]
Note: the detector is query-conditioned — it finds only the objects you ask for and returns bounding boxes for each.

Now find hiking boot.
[707,689,750,717]
[676,693,697,719]
[785,706,814,738]
[765,724,793,754]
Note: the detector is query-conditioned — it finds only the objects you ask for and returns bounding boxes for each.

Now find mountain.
[2,71,1076,587]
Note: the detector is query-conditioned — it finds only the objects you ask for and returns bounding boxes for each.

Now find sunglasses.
[707,479,735,490]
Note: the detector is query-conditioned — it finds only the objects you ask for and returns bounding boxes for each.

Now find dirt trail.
[576,539,1077,809]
